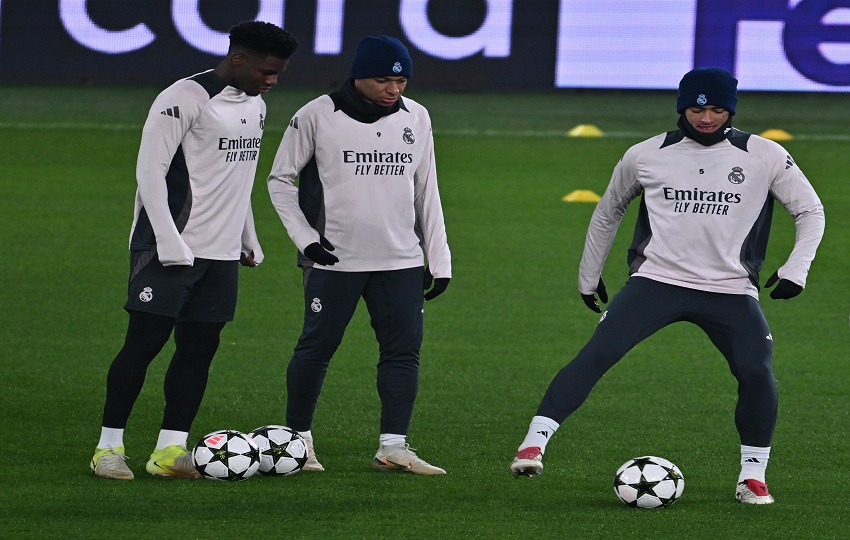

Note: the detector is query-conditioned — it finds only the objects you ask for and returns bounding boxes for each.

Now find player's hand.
[764,271,802,300]
[581,277,608,313]
[423,266,434,290]
[240,250,258,267]
[424,266,450,300]
[304,236,339,266]
[424,276,450,301]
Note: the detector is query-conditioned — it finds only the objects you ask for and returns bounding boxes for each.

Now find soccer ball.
[249,425,309,476]
[613,456,684,508]
[192,429,261,481]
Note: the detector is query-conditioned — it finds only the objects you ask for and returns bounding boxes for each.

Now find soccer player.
[89,21,299,480]
[510,67,825,504]
[267,35,452,475]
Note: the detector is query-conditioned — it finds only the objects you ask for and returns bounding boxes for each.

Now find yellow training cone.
[760,129,793,141]
[562,190,601,203]
[567,124,604,137]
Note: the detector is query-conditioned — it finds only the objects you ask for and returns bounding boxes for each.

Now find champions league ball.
[613,456,685,508]
[192,430,261,481]
[249,425,309,476]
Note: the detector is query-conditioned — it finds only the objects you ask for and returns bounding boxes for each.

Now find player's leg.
[93,251,190,479]
[101,311,176,430]
[92,310,176,479]
[286,268,365,470]
[366,267,423,436]
[161,321,226,431]
[146,259,236,478]
[513,278,682,477]
[364,267,443,475]
[143,320,226,478]
[698,294,776,504]
[538,278,680,421]
[160,321,226,432]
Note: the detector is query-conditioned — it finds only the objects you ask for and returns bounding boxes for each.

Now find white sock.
[155,429,189,450]
[739,445,770,482]
[518,416,560,454]
[297,430,314,445]
[97,427,124,449]
[379,433,406,447]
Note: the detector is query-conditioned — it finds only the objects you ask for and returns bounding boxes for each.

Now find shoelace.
[387,445,426,465]
[100,450,130,466]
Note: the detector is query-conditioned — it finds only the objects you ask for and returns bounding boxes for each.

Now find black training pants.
[538,277,777,447]
[286,266,424,435]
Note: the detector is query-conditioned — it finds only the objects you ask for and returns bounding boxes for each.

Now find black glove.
[764,271,802,300]
[423,266,450,300]
[423,266,434,290]
[580,277,608,313]
[303,236,339,266]
[239,250,258,267]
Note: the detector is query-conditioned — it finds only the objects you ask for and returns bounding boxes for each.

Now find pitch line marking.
[2,122,849,142]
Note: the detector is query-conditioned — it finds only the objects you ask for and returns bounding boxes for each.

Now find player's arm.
[135,82,203,266]
[240,201,263,267]
[413,119,451,299]
[239,99,267,269]
[267,104,327,253]
[764,146,825,295]
[577,150,642,308]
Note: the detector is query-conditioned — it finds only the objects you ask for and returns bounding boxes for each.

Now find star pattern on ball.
[661,463,682,482]
[614,456,684,508]
[292,447,308,468]
[631,457,657,468]
[267,438,291,459]
[248,426,309,475]
[209,446,240,465]
[633,475,662,501]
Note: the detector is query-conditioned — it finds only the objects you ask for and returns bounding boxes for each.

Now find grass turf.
[0,85,848,538]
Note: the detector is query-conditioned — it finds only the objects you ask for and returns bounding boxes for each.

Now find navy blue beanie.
[350,35,412,79]
[676,67,738,115]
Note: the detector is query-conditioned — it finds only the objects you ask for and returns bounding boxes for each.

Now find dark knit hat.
[350,35,412,79]
[676,67,738,115]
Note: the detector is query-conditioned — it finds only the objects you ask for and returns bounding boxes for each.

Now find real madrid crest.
[728,166,745,184]
[402,127,415,144]
[139,286,153,302]
[697,93,707,105]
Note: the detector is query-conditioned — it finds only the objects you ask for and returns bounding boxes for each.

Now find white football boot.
[301,435,324,472]
[736,479,775,504]
[90,446,134,480]
[511,446,543,478]
[373,444,446,475]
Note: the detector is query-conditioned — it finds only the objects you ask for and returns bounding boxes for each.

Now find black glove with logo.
[764,271,802,300]
[423,266,450,300]
[303,236,339,266]
[581,277,608,313]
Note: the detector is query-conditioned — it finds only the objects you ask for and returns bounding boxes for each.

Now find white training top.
[579,128,825,299]
[267,94,451,278]
[130,70,264,266]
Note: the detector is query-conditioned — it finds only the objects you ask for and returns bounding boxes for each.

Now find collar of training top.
[329,79,407,124]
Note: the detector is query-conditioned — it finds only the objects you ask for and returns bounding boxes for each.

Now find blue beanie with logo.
[350,35,412,79]
[676,67,738,115]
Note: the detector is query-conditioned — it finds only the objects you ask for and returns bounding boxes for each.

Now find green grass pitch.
[0,85,847,538]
